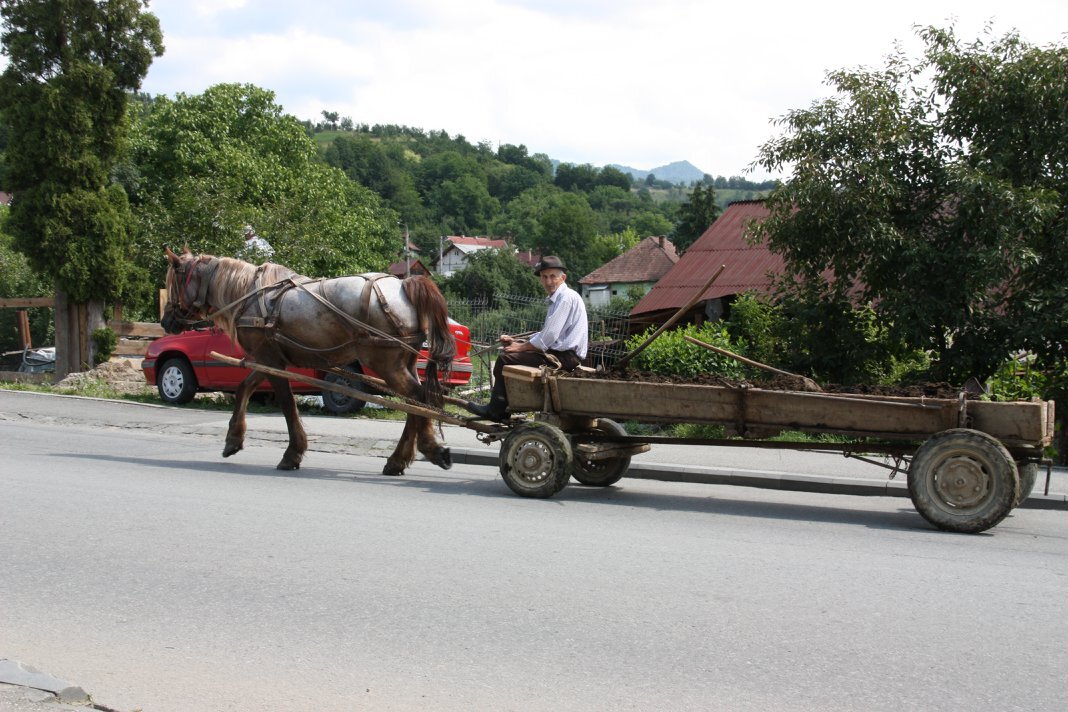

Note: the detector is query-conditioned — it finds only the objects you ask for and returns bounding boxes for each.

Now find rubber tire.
[907,428,1019,534]
[1015,461,1039,505]
[569,418,631,486]
[157,357,198,404]
[321,367,368,414]
[499,421,573,498]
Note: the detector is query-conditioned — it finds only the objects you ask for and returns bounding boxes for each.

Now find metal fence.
[448,293,632,392]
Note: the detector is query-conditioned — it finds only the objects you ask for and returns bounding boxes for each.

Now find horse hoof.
[223,443,242,458]
[382,463,405,477]
[277,461,300,471]
[430,447,452,470]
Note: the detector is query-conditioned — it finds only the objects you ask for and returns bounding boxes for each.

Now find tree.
[752,25,1067,388]
[554,162,599,193]
[128,83,397,284]
[536,191,599,277]
[439,247,540,303]
[673,183,721,252]
[0,0,163,372]
[320,110,339,130]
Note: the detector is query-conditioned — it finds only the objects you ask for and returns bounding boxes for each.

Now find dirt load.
[571,367,971,400]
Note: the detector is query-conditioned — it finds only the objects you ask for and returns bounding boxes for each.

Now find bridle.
[166,255,220,326]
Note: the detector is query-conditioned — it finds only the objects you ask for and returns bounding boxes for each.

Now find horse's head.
[162,247,219,334]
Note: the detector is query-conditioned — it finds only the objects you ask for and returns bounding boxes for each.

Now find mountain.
[608,160,707,185]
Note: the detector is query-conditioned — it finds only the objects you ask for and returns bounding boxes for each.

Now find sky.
[132,1,1066,180]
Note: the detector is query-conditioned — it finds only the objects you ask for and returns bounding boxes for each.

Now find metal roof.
[630,200,781,317]
[579,236,678,285]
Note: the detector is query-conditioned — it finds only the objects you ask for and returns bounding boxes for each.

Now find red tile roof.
[580,236,678,285]
[631,200,781,317]
[515,249,542,268]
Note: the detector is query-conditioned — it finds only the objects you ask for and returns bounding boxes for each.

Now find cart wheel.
[499,421,572,498]
[570,418,630,487]
[907,428,1019,533]
[1015,461,1039,505]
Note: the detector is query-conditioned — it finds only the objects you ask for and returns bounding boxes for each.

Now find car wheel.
[321,366,369,414]
[158,357,198,404]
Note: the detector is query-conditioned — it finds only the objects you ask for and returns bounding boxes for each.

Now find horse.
[161,247,456,476]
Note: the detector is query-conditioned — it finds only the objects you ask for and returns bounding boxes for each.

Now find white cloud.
[128,0,1068,178]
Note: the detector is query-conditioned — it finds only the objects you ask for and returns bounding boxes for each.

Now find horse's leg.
[415,412,452,471]
[267,375,306,471]
[382,414,419,476]
[224,371,266,458]
[380,366,451,476]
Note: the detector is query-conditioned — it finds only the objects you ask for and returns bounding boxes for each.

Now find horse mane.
[205,256,298,342]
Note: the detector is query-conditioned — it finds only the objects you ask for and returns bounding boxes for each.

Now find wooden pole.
[210,351,470,426]
[614,264,727,370]
[16,310,31,350]
[683,335,823,392]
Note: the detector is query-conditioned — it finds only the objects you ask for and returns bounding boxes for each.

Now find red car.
[142,320,472,414]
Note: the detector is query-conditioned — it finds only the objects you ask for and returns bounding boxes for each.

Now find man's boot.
[464,390,509,422]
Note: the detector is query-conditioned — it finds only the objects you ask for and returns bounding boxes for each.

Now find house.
[515,248,542,271]
[579,236,678,308]
[630,200,781,327]
[435,236,509,276]
[387,257,431,279]
[0,192,12,206]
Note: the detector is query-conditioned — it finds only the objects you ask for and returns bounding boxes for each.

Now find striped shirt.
[529,281,588,359]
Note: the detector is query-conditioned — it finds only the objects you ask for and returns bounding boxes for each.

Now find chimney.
[658,235,665,249]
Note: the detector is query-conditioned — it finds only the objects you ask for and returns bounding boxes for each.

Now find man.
[239,225,274,260]
[465,255,588,421]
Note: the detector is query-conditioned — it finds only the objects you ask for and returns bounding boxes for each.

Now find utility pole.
[401,222,411,278]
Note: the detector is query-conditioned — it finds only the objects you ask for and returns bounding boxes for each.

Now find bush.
[626,322,749,380]
[91,327,118,365]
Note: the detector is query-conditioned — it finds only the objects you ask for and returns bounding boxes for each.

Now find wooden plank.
[114,338,150,357]
[502,371,1053,448]
[0,297,54,308]
[574,442,651,461]
[107,320,165,338]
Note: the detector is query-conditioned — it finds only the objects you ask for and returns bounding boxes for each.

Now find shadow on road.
[58,450,938,534]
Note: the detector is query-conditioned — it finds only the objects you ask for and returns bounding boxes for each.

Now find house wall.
[437,248,469,276]
[582,281,653,307]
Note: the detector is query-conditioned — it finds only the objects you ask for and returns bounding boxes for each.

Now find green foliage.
[772,290,929,386]
[752,25,1068,386]
[535,191,599,277]
[440,248,541,303]
[985,353,1060,402]
[672,183,721,252]
[626,323,748,380]
[0,212,53,352]
[723,291,781,366]
[91,326,117,365]
[127,83,397,283]
[0,0,163,302]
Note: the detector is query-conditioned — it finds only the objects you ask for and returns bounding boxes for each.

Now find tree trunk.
[53,289,105,380]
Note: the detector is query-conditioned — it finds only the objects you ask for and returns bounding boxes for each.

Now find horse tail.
[402,275,456,407]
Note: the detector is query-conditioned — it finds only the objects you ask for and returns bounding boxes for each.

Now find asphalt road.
[2,391,1067,711]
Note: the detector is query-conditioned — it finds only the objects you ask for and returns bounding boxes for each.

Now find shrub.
[626,322,748,380]
[91,327,118,365]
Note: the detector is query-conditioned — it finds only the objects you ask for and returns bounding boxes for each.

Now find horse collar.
[193,257,220,310]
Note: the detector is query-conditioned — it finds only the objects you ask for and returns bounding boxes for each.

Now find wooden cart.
[213,352,1054,534]
[489,365,1055,534]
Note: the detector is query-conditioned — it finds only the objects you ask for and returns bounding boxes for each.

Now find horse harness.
[234,270,426,366]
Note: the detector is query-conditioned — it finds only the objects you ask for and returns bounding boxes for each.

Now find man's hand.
[499,334,514,346]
